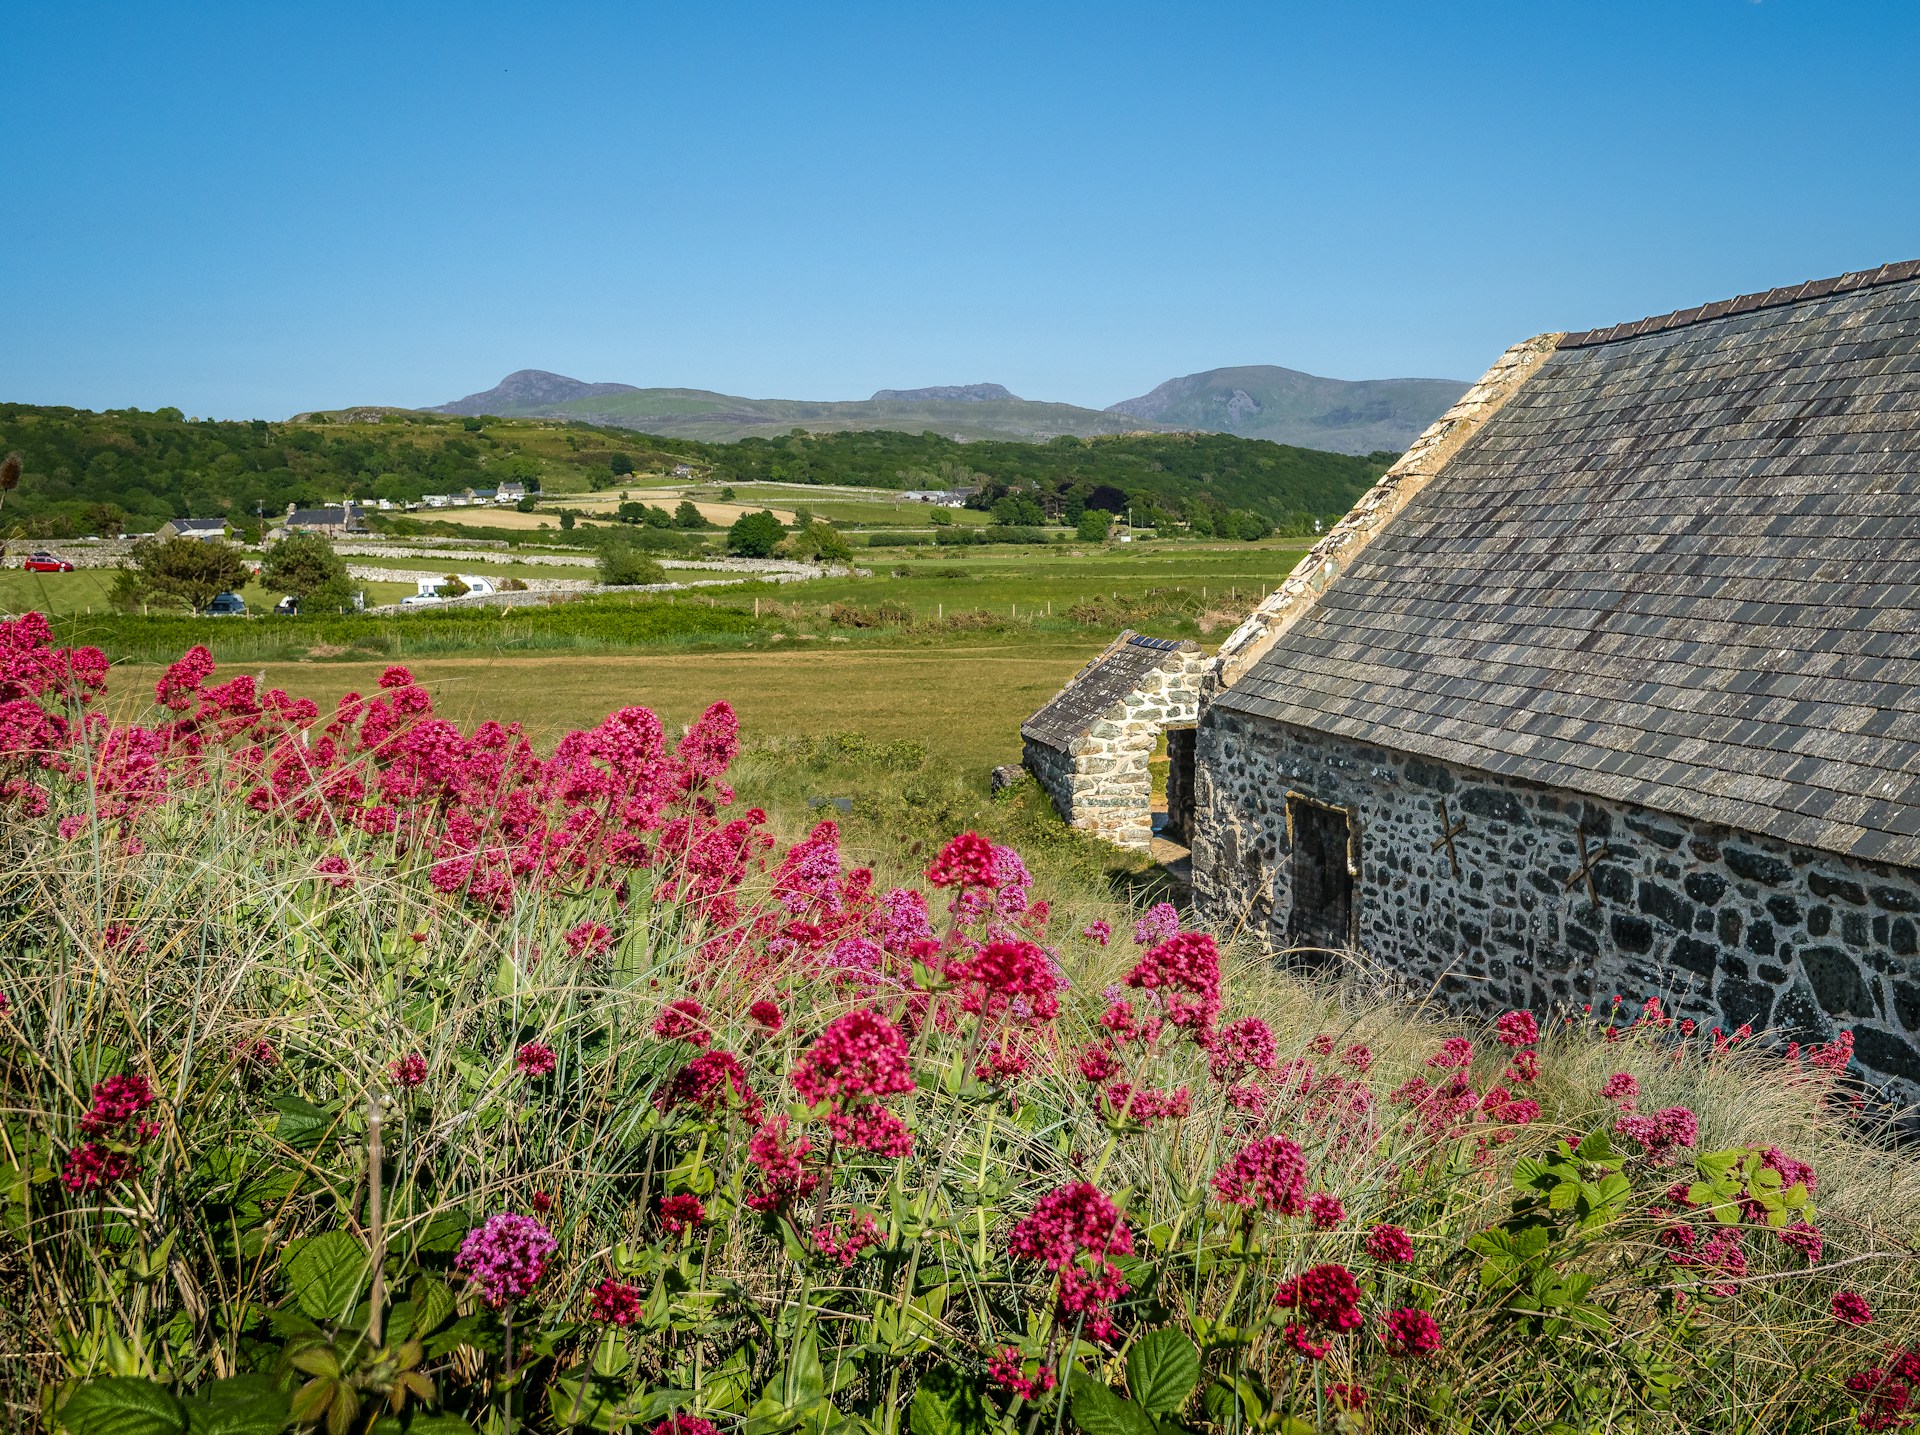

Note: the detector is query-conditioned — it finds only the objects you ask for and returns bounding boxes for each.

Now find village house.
[157,517,230,542]
[279,502,366,538]
[1187,261,1920,1100]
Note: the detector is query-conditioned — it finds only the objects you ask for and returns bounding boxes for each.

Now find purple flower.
[454,1212,557,1307]
[1132,902,1179,947]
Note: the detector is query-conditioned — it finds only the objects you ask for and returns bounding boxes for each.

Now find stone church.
[1189,261,1920,1098]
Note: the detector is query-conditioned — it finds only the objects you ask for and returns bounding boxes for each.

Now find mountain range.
[428,365,1468,453]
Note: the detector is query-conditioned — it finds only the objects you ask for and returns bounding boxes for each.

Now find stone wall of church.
[1192,708,1920,1104]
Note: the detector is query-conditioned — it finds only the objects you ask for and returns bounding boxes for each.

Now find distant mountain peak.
[869,383,1016,403]
[1108,365,1469,455]
[432,370,642,416]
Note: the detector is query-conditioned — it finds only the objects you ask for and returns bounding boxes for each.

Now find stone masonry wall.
[1193,708,1920,1104]
[1026,649,1208,850]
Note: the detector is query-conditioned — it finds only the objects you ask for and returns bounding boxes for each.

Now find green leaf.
[60,1379,187,1435]
[411,1276,457,1337]
[283,1231,370,1322]
[909,1365,987,1435]
[183,1377,290,1435]
[1068,1378,1153,1435]
[269,1097,337,1152]
[403,1417,479,1435]
[1125,1329,1199,1416]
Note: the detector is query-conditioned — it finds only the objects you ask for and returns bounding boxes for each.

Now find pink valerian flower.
[656,1049,765,1127]
[745,1116,819,1213]
[315,855,355,888]
[987,1347,1057,1401]
[1341,1043,1374,1074]
[652,1000,711,1046]
[811,1212,882,1267]
[1273,1264,1362,1333]
[1505,1049,1541,1083]
[925,831,999,889]
[659,1194,706,1235]
[942,938,1061,1025]
[749,1000,784,1033]
[1382,1307,1443,1357]
[790,1008,914,1106]
[824,936,887,993]
[56,814,87,840]
[1669,1224,1747,1295]
[1427,1037,1474,1070]
[1495,1010,1539,1048]
[1081,919,1112,947]
[1616,1105,1698,1163]
[234,1038,277,1069]
[390,1053,428,1088]
[652,1418,723,1435]
[563,921,613,959]
[1305,1193,1346,1229]
[454,1212,557,1307]
[1307,1034,1336,1057]
[1761,1145,1818,1195]
[516,1042,557,1078]
[60,1142,133,1193]
[1125,931,1221,1041]
[1777,1222,1823,1263]
[873,887,934,955]
[1132,902,1180,947]
[589,1279,643,1325]
[824,1102,915,1156]
[1365,1223,1415,1264]
[101,922,146,954]
[1601,1072,1641,1110]
[1834,1291,1875,1326]
[1211,1135,1307,1215]
[1209,1017,1277,1081]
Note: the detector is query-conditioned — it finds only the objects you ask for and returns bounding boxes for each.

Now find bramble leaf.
[60,1378,186,1435]
[1126,1328,1199,1416]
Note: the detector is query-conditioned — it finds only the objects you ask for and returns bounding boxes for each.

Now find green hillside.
[1107,364,1467,453]
[0,401,1384,541]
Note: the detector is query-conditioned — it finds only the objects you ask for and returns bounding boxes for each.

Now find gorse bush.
[5,611,1920,1435]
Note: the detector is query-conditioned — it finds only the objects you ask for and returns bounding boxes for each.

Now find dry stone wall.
[1193,708,1920,1107]
[1024,649,1207,850]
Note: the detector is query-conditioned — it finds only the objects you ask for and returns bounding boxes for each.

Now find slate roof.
[1023,632,1199,750]
[1217,265,1920,869]
[286,506,363,527]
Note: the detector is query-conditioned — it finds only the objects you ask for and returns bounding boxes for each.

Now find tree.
[112,538,252,613]
[1077,509,1112,543]
[437,574,471,598]
[727,510,784,558]
[928,508,954,527]
[782,519,852,564]
[609,453,635,476]
[559,512,576,531]
[515,496,537,512]
[598,543,667,586]
[719,485,737,501]
[673,500,705,528]
[260,531,354,612]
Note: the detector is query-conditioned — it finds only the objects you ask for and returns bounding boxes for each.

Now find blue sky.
[7,2,1918,418]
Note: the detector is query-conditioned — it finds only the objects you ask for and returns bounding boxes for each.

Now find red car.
[23,552,75,573]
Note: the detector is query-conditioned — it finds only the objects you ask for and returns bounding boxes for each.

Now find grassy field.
[116,637,1104,771]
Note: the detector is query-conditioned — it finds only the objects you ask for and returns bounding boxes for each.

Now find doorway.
[1163,726,1196,846]
[1287,795,1355,953]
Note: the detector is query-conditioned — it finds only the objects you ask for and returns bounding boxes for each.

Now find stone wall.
[1193,708,1920,1103]
[1025,649,1208,849]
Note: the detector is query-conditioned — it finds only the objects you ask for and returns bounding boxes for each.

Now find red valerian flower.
[60,1142,133,1193]
[1305,1193,1346,1229]
[1847,1368,1913,1433]
[1382,1307,1443,1357]
[1601,1072,1641,1110]
[1282,1324,1331,1360]
[1505,1049,1541,1083]
[1427,1037,1474,1070]
[1273,1264,1362,1332]
[748,999,784,1033]
[516,1042,558,1078]
[1211,1135,1306,1215]
[790,1008,914,1106]
[1326,1384,1368,1412]
[1008,1182,1135,1271]
[942,939,1061,1024]
[1777,1222,1823,1263]
[651,1418,723,1435]
[987,1346,1057,1401]
[1209,1017,1277,1081]
[1364,1223,1415,1264]
[1102,1082,1190,1128]
[656,1049,765,1126]
[1341,1043,1375,1073]
[745,1116,819,1213]
[926,831,999,889]
[390,1053,428,1088]
[1081,920,1112,947]
[315,854,355,888]
[1125,932,1221,1040]
[1834,1291,1875,1326]
[530,1191,554,1215]
[1616,1105,1699,1162]
[563,921,613,959]
[659,1194,706,1235]
[1494,1010,1538,1048]
[1077,1045,1122,1084]
[80,1074,159,1138]
[811,1212,882,1267]
[652,1000,711,1046]
[589,1278,643,1325]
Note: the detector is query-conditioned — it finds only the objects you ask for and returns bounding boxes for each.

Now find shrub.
[597,544,667,586]
[260,532,354,613]
[2,613,1918,1433]
[727,509,785,558]
[110,537,251,613]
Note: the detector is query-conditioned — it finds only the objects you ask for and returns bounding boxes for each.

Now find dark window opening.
[1288,795,1355,954]
[1163,727,1196,846]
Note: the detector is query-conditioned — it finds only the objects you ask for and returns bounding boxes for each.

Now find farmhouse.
[1191,261,1920,1097]
[1021,631,1208,850]
[157,517,229,542]
[281,502,366,537]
